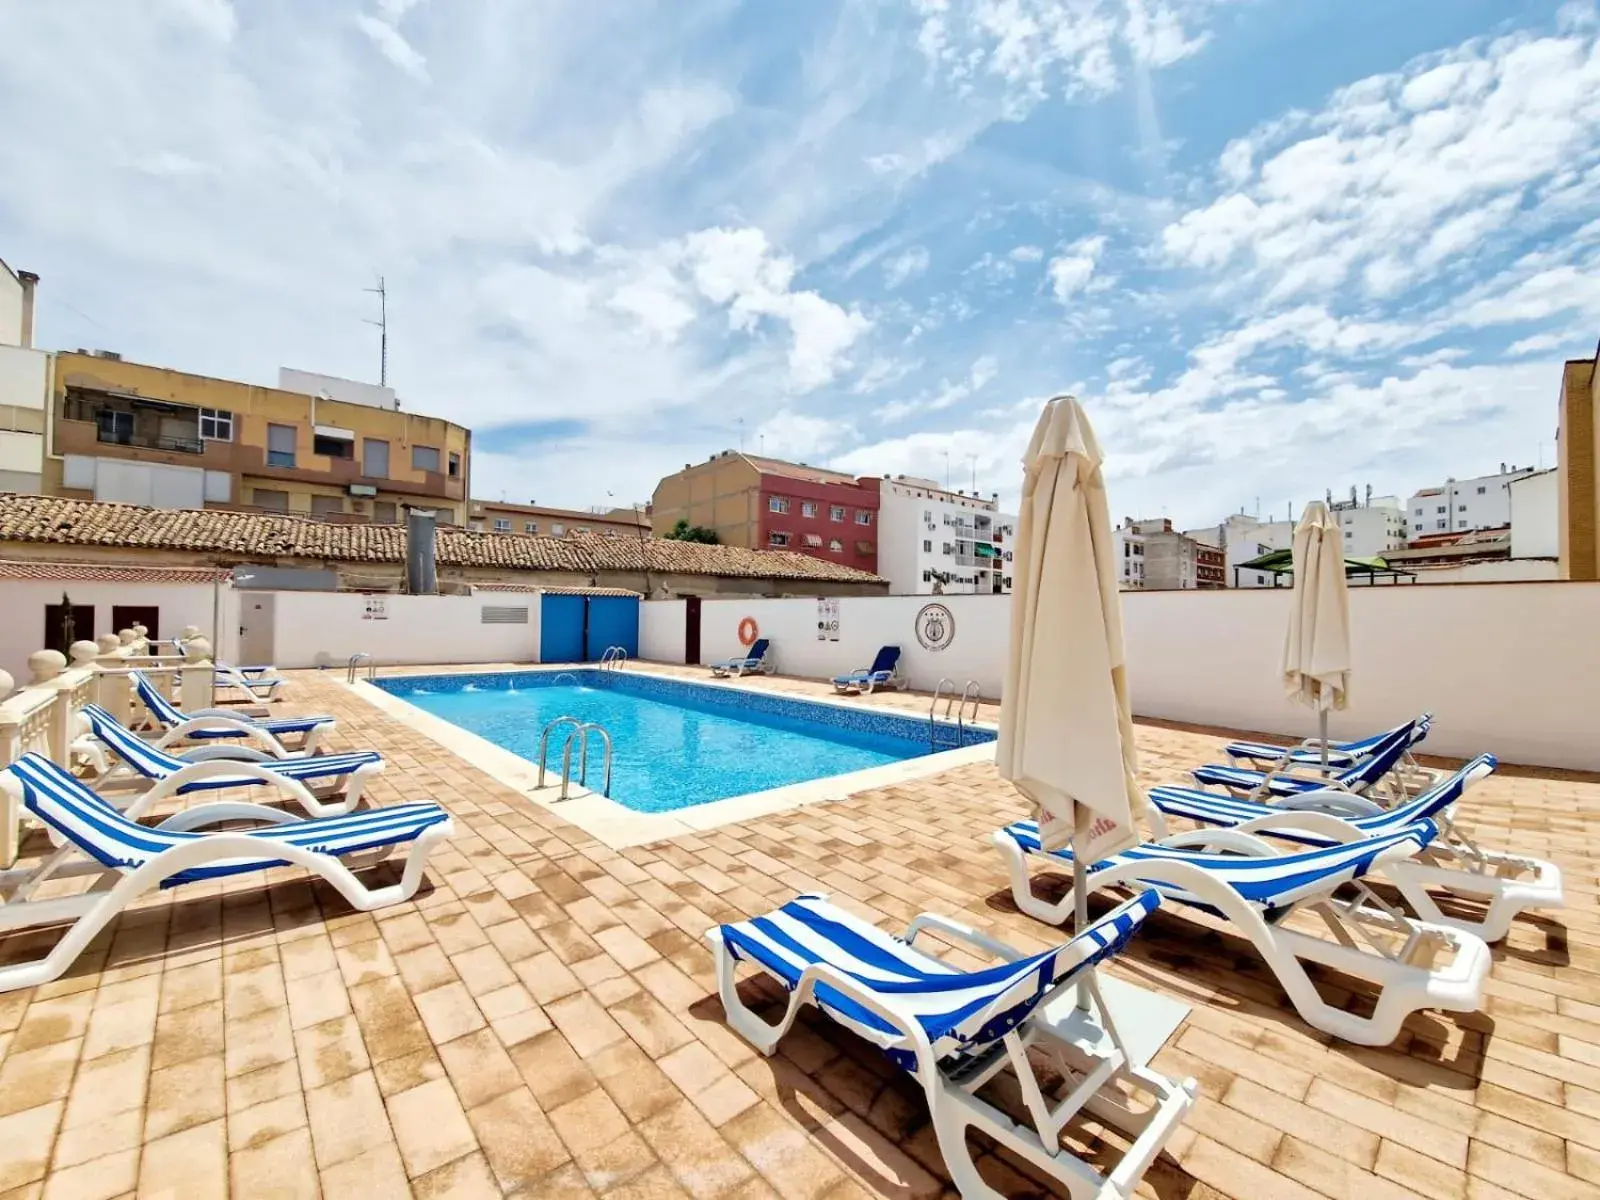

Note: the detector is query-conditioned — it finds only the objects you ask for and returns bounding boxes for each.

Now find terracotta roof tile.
[0,494,883,585]
[0,559,231,585]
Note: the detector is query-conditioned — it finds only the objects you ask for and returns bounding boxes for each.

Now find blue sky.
[2,0,1596,523]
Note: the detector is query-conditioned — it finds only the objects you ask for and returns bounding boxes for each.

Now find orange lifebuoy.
[738,617,760,647]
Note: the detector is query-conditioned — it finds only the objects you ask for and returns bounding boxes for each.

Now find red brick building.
[651,452,880,575]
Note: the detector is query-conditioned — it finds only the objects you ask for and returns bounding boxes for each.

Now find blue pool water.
[377,670,993,814]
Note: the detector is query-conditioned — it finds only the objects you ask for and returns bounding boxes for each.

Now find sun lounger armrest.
[134,759,324,819]
[155,717,291,757]
[903,913,1026,962]
[1156,829,1284,857]
[1272,793,1385,818]
[170,744,287,764]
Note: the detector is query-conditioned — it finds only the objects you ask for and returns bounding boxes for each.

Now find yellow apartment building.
[468,499,650,539]
[41,352,470,524]
[1558,348,1598,580]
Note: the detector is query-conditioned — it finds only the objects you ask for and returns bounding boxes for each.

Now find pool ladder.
[598,646,628,671]
[536,716,614,800]
[346,653,378,683]
[929,679,982,751]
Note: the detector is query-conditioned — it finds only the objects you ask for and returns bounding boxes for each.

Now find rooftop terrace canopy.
[1233,547,1415,587]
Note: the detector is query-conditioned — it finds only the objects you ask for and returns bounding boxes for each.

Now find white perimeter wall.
[644,582,1600,770]
[640,599,685,664]
[0,580,238,684]
[260,592,542,669]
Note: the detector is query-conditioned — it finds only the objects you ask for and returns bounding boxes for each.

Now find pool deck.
[0,661,1593,1198]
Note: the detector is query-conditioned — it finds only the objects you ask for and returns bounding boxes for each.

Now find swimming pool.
[375,669,994,814]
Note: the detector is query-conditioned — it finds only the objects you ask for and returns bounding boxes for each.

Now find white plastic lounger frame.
[1224,712,1436,794]
[832,648,909,695]
[78,705,381,818]
[1191,720,1426,805]
[1147,754,1563,942]
[710,639,774,679]
[0,753,453,992]
[995,818,1490,1046]
[213,663,284,704]
[707,891,1195,1200]
[131,671,334,756]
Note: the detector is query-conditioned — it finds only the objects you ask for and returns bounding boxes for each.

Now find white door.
[237,592,275,667]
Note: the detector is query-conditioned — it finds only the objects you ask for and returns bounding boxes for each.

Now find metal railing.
[345,653,377,683]
[536,715,613,799]
[929,679,982,750]
[598,646,628,671]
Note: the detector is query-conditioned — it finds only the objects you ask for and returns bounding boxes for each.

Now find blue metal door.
[539,594,585,663]
[585,596,639,661]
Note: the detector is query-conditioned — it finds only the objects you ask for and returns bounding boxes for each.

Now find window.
[769,496,789,513]
[524,521,538,534]
[855,510,872,526]
[313,433,354,459]
[493,518,512,532]
[1436,520,1447,530]
[1458,505,1467,512]
[1477,485,1486,495]
[922,539,933,552]
[373,501,398,523]
[551,523,565,536]
[469,520,485,532]
[829,505,845,521]
[1436,505,1446,514]
[199,408,233,441]
[575,526,591,534]
[769,531,791,547]
[253,488,289,512]
[266,424,296,468]
[1414,507,1423,516]
[363,438,389,478]
[412,445,441,472]
[803,533,822,547]
[311,495,343,517]
[801,501,817,518]
[448,451,460,478]
[855,540,874,554]
[98,410,133,443]
[828,538,843,552]
[923,510,932,522]
[1344,530,1352,539]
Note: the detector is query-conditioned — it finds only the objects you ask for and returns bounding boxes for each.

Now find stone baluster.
[0,667,25,866]
[181,636,216,713]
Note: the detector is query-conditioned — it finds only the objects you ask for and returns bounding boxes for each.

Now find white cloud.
[883,246,931,289]
[1047,234,1107,302]
[680,227,870,391]
[355,13,429,81]
[161,0,236,40]
[1008,244,1044,262]
[753,411,854,462]
[1163,25,1600,300]
[1125,0,1211,67]
[873,353,999,423]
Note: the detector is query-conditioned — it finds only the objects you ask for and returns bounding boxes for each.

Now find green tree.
[666,518,719,545]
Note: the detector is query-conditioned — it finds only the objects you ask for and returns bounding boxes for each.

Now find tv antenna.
[364,276,388,386]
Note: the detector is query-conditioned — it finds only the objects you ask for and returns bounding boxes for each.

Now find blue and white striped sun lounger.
[1191,719,1424,802]
[709,638,773,678]
[132,671,335,755]
[1223,713,1432,770]
[79,704,382,818]
[831,645,907,694]
[708,891,1195,1199]
[994,817,1490,1045]
[0,753,452,992]
[1148,754,1562,942]
[213,662,284,704]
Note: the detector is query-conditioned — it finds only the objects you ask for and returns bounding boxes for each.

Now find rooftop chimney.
[16,271,38,349]
[405,510,438,595]
[1500,461,1507,473]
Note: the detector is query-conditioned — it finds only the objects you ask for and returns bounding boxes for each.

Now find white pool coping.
[348,667,998,849]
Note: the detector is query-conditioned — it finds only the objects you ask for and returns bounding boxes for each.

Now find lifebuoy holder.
[737,617,760,646]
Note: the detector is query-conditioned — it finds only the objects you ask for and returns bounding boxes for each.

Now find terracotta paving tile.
[2,665,1598,1198]
[386,1077,477,1178]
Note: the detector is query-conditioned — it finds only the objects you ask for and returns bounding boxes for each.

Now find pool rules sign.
[816,598,839,641]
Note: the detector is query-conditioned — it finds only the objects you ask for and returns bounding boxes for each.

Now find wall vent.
[480,606,530,625]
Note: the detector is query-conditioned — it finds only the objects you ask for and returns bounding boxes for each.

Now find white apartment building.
[1509,468,1558,560]
[1186,512,1295,587]
[1328,492,1407,558]
[872,475,1016,594]
[1407,464,1536,538]
[1114,522,1146,588]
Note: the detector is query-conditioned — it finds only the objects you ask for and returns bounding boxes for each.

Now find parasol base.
[1040,974,1191,1069]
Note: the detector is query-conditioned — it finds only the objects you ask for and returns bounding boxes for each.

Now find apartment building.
[469,500,650,539]
[1114,521,1145,589]
[1407,464,1536,539]
[1328,490,1407,557]
[1130,518,1196,589]
[41,355,470,523]
[1185,512,1294,588]
[651,452,880,575]
[867,475,1015,594]
[0,259,47,494]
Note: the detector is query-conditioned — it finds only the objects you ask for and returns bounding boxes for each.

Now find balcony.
[97,425,203,455]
